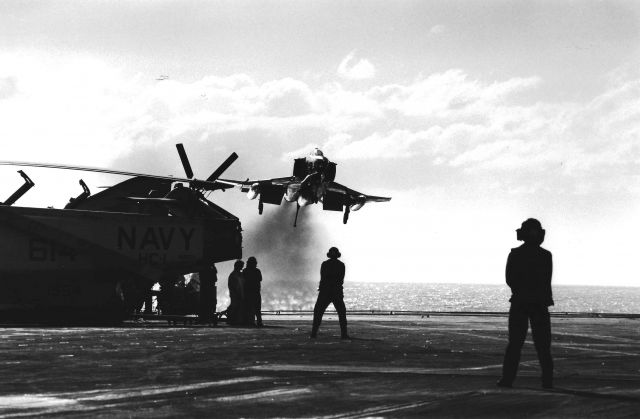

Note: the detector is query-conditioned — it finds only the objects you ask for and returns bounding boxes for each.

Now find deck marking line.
[554,344,638,357]
[318,400,436,418]
[552,332,639,344]
[1,376,273,409]
[74,376,272,401]
[449,331,639,356]
[240,363,540,376]
[0,395,77,410]
[214,388,312,402]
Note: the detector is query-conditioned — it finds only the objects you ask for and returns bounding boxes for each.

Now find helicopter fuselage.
[0,204,241,323]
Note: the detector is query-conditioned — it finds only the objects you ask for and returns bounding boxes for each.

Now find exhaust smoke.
[241,204,329,310]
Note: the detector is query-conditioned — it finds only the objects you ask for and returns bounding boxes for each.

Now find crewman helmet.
[247,256,257,267]
[327,247,341,258]
[516,218,546,245]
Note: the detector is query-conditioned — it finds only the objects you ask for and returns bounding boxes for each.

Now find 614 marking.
[28,238,77,262]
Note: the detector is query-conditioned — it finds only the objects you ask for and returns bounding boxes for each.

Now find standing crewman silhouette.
[243,256,263,327]
[227,260,245,325]
[498,218,554,389]
[310,247,349,339]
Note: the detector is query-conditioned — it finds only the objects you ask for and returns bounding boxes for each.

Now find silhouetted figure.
[157,275,175,314]
[132,280,154,314]
[243,257,263,327]
[310,247,349,339]
[142,281,154,314]
[185,274,200,313]
[227,260,245,325]
[198,264,217,324]
[498,218,554,389]
[157,275,188,314]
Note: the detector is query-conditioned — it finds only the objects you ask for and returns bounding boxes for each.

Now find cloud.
[370,69,541,119]
[260,78,314,117]
[2,49,640,288]
[2,48,639,212]
[429,24,446,36]
[325,129,442,160]
[0,52,141,164]
[281,142,322,162]
[337,51,376,80]
[0,76,18,99]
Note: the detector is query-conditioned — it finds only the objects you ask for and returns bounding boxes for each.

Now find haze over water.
[216,282,640,314]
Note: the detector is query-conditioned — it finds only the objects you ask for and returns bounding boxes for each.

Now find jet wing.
[217,176,298,190]
[217,176,299,206]
[326,181,391,203]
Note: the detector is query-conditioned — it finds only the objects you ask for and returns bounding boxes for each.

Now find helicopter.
[0,144,241,324]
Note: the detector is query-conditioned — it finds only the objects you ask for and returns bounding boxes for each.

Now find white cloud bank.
[3,50,636,199]
[337,51,376,80]
[429,24,446,36]
[2,50,637,199]
[1,50,639,286]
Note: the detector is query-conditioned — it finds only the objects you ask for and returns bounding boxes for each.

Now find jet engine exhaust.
[242,205,328,310]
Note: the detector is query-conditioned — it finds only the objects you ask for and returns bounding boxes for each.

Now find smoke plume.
[241,203,330,310]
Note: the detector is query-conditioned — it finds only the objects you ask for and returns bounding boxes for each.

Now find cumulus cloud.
[0,76,18,99]
[369,69,541,119]
[2,49,639,288]
[429,24,446,35]
[260,78,314,117]
[337,51,376,80]
[0,52,141,164]
[2,48,639,210]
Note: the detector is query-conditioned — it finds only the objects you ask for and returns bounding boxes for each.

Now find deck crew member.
[243,257,263,327]
[498,218,554,389]
[227,260,245,325]
[310,247,349,339]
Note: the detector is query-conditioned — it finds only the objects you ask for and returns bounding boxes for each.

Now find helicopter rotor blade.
[206,152,238,183]
[0,161,198,185]
[175,143,194,179]
[0,157,234,192]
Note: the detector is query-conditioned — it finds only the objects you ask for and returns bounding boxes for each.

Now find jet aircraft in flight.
[217,148,391,226]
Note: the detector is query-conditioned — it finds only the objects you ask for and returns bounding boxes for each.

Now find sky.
[1,0,640,288]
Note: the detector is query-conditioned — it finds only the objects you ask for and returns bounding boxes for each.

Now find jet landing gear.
[343,205,350,224]
[258,197,264,215]
[294,203,301,227]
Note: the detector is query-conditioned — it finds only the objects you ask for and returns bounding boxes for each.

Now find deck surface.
[0,315,638,418]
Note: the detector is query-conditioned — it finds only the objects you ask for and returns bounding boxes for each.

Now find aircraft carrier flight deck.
[0,313,638,418]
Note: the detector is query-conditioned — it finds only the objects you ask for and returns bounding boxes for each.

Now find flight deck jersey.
[319,259,345,293]
[506,244,554,306]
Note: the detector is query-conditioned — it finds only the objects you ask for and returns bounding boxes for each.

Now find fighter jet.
[217,148,391,226]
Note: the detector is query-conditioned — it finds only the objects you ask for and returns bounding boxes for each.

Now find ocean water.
[218,279,640,314]
[340,283,640,314]
[251,282,640,313]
